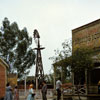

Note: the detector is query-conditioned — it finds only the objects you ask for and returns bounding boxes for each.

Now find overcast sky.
[0,0,100,76]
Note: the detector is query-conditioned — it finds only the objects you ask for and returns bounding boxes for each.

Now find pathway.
[19,89,55,100]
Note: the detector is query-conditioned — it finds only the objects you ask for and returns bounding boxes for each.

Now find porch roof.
[0,58,9,69]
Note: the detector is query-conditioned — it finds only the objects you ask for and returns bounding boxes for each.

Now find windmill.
[33,29,45,90]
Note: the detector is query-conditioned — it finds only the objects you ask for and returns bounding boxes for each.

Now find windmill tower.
[33,29,44,90]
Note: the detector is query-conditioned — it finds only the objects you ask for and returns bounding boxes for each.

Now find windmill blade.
[33,29,40,39]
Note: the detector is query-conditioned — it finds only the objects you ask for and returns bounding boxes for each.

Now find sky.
[0,0,100,76]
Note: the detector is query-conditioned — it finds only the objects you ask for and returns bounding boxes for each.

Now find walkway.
[19,89,55,100]
[19,96,54,100]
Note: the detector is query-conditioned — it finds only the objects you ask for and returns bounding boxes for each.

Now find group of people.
[4,83,19,100]
[26,80,47,100]
[4,78,62,100]
[26,78,62,100]
[4,80,47,100]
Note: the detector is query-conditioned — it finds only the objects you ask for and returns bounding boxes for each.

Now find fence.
[62,85,86,95]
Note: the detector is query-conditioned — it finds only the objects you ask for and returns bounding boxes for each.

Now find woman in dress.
[27,84,35,100]
[13,86,19,100]
[4,83,13,100]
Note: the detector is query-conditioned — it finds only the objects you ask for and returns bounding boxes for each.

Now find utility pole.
[33,29,45,90]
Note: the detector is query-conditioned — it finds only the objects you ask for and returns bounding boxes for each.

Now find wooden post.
[61,67,63,100]
[36,77,38,91]
[53,66,56,90]
[24,75,26,95]
[54,74,56,90]
[72,72,74,85]
[85,69,88,95]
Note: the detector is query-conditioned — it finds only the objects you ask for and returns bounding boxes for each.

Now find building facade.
[72,19,100,94]
[72,19,100,50]
[0,58,9,99]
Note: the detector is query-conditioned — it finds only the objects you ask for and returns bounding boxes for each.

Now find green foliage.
[70,47,94,84]
[0,17,36,78]
[49,40,71,63]
[50,39,72,83]
[44,74,54,84]
[71,47,94,72]
[51,39,94,84]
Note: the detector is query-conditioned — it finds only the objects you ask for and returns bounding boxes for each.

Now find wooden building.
[53,19,100,100]
[72,19,100,94]
[72,19,100,50]
[0,58,9,99]
[7,73,17,88]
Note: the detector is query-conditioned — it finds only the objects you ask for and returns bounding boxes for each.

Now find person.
[4,82,13,100]
[27,84,35,100]
[41,80,47,100]
[13,86,19,100]
[56,77,62,100]
[98,80,100,94]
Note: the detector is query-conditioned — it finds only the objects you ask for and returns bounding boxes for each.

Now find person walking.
[4,82,13,100]
[27,84,35,100]
[41,80,47,100]
[13,86,19,100]
[56,77,62,100]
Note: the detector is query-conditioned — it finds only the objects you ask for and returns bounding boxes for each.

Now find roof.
[0,58,9,68]
[72,18,100,33]
[26,76,35,81]
[8,73,17,77]
[53,57,71,67]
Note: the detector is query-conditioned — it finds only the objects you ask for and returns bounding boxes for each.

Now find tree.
[71,47,94,85]
[70,47,94,100]
[0,17,36,78]
[51,38,94,100]
[50,39,94,82]
[50,39,72,83]
[44,74,54,84]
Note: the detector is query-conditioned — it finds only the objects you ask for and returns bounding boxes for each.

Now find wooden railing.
[62,85,86,95]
